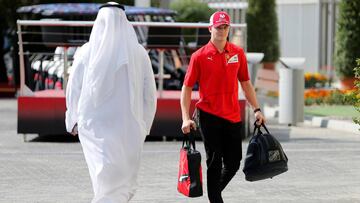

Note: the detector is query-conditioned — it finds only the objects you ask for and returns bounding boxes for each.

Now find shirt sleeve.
[237,50,250,82]
[183,53,199,87]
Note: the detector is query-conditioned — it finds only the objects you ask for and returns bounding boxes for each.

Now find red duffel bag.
[177,130,203,197]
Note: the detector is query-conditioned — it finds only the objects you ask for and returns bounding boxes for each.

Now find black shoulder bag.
[243,122,288,181]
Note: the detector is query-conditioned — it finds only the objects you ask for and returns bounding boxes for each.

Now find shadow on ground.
[29,134,80,143]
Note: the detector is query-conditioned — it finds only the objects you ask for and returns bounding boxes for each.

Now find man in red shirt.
[180,11,265,203]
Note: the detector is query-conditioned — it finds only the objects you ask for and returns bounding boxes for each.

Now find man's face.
[209,24,230,42]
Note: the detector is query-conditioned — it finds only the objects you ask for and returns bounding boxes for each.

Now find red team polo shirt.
[184,41,250,123]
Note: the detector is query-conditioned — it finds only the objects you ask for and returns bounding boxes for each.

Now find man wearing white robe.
[65,3,157,203]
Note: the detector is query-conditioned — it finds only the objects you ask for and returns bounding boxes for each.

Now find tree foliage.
[170,0,214,23]
[352,59,360,128]
[246,0,280,62]
[334,1,360,79]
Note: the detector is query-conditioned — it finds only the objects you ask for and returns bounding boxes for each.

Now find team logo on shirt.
[227,54,239,64]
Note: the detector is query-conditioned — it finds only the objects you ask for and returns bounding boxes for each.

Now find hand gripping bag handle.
[182,129,196,150]
[253,120,270,136]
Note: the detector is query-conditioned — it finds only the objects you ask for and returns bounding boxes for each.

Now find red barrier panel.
[18,90,246,137]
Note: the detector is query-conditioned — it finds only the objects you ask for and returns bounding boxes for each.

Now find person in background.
[180,11,265,203]
[65,2,157,202]
[0,15,8,83]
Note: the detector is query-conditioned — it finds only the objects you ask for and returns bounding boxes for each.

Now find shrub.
[170,0,214,44]
[334,1,360,79]
[246,0,280,62]
[304,89,355,106]
[352,59,360,128]
[304,72,328,88]
[170,0,214,23]
[325,90,349,105]
[265,87,355,106]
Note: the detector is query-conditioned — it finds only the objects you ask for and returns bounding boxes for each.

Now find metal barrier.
[17,20,247,97]
[16,19,249,138]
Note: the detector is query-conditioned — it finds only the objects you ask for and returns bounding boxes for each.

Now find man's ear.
[208,26,212,33]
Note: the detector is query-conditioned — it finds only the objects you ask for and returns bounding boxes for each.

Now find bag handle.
[182,130,196,150]
[253,120,270,136]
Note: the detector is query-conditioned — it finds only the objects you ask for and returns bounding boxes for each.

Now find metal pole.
[327,0,335,82]
[243,26,247,52]
[17,20,246,29]
[318,1,323,72]
[63,47,68,92]
[158,49,164,98]
[17,21,26,96]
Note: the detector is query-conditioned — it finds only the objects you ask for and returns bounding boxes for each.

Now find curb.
[304,116,359,134]
[263,105,359,134]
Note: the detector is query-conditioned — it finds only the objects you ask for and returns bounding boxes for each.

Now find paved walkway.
[1,98,360,203]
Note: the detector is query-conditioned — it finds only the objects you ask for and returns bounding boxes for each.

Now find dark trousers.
[198,110,243,203]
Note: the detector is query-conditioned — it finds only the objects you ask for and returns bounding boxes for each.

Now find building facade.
[163,0,338,76]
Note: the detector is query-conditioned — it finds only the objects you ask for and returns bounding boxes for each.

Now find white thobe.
[65,42,157,203]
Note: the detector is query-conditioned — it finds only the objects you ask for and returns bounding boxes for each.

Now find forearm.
[241,81,260,110]
[180,85,192,121]
[241,81,266,124]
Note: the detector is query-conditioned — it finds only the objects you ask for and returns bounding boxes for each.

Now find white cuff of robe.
[65,110,77,133]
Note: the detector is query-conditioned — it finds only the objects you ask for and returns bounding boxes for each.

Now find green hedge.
[246,0,280,62]
[170,0,214,44]
[170,0,214,23]
[334,1,360,79]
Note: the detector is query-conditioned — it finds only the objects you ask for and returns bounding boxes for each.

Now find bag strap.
[182,130,196,150]
[253,120,270,136]
[261,123,270,134]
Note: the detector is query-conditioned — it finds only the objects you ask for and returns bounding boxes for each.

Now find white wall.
[277,1,320,73]
[135,0,150,7]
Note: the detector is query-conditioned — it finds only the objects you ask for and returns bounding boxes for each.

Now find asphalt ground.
[1,98,360,203]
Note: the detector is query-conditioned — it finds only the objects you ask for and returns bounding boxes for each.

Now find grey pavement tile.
[1,99,360,202]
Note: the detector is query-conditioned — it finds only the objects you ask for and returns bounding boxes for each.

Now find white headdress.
[83,3,139,107]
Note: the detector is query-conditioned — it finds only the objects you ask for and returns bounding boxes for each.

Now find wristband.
[254,108,261,113]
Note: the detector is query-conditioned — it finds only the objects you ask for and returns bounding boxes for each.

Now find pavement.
[1,98,360,203]
[257,94,360,134]
[263,103,360,134]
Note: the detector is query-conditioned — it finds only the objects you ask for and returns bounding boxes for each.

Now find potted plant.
[246,0,280,70]
[334,1,360,89]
